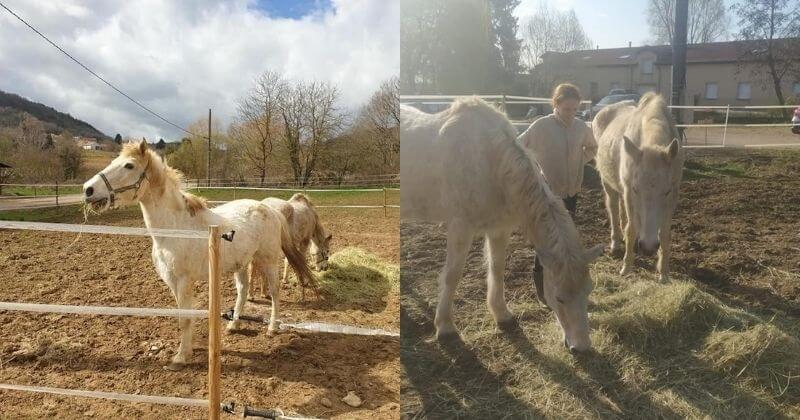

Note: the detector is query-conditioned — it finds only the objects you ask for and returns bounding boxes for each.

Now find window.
[737,82,751,100]
[705,82,718,100]
[641,59,654,74]
[793,82,800,96]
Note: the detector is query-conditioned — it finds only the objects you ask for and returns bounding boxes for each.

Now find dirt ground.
[401,148,800,418]
[0,206,399,419]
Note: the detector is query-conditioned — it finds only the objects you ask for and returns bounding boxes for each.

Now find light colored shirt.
[516,113,598,198]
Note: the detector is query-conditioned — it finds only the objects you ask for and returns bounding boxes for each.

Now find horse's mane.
[636,93,678,147]
[121,142,208,214]
[501,143,589,293]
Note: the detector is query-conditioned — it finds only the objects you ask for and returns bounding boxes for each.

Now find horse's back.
[262,197,294,222]
[401,98,517,224]
[594,102,636,192]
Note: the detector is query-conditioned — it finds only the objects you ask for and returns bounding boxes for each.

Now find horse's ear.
[584,244,605,263]
[139,138,148,155]
[666,138,680,160]
[622,136,641,161]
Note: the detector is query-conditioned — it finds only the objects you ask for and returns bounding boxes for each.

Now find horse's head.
[83,139,154,213]
[622,135,681,256]
[312,229,333,271]
[541,244,604,354]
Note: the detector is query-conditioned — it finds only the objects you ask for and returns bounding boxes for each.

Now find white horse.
[82,140,315,369]
[593,92,684,282]
[402,97,603,353]
[249,193,332,300]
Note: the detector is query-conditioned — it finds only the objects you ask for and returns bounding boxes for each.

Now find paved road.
[0,194,83,211]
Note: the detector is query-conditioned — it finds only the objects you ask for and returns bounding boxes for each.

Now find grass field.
[187,187,400,207]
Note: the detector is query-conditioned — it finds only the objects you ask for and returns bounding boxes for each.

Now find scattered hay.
[317,247,398,311]
[404,255,800,418]
[702,323,800,402]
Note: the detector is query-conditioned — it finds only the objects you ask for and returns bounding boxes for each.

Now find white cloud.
[0,0,399,141]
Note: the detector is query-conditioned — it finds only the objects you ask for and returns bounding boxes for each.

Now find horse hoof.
[610,247,624,259]
[659,274,670,283]
[163,362,186,371]
[436,331,461,342]
[620,266,632,276]
[266,329,276,337]
[497,317,519,332]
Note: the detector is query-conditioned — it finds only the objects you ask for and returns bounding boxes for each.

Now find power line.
[0,1,200,138]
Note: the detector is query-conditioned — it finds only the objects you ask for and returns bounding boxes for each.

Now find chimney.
[628,41,632,48]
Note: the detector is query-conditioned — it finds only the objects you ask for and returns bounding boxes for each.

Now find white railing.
[0,220,399,417]
[0,186,401,214]
[401,94,799,149]
[400,94,591,120]
[668,104,798,148]
[0,222,224,419]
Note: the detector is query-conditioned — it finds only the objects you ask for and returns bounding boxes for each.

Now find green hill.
[0,90,109,140]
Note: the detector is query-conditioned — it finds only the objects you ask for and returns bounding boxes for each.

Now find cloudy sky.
[0,0,399,141]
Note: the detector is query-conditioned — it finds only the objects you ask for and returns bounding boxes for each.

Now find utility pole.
[207,108,211,188]
[671,0,688,125]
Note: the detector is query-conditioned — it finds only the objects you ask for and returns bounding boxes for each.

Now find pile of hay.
[316,247,399,310]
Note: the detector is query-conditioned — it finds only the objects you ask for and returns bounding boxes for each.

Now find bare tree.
[647,0,730,45]
[19,114,46,149]
[301,81,344,184]
[359,76,400,172]
[232,71,286,185]
[520,3,592,68]
[732,0,800,115]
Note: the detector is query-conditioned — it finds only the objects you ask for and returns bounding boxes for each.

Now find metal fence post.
[383,187,387,217]
[55,182,59,207]
[722,105,730,147]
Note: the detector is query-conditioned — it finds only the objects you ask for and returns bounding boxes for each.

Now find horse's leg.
[603,183,623,256]
[485,229,515,330]
[227,267,249,331]
[435,221,472,339]
[247,262,258,300]
[281,258,290,284]
[620,192,637,276]
[657,218,672,283]
[264,260,281,336]
[167,279,194,369]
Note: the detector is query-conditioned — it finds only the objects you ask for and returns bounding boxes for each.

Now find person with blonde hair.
[517,83,598,309]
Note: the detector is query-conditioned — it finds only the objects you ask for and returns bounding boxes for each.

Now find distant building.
[532,39,800,107]
[76,138,101,150]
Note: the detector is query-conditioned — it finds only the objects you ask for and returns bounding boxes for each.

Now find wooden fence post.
[207,225,221,420]
[383,187,387,217]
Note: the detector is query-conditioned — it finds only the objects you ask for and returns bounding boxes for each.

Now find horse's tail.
[279,214,318,297]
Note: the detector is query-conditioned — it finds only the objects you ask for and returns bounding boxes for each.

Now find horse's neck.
[505,144,580,265]
[139,182,204,232]
[297,205,323,245]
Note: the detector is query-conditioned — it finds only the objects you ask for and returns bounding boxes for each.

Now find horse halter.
[98,160,150,207]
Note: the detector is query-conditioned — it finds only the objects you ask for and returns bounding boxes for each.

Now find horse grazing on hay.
[249,193,332,300]
[401,97,603,354]
[82,140,315,369]
[593,92,684,282]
